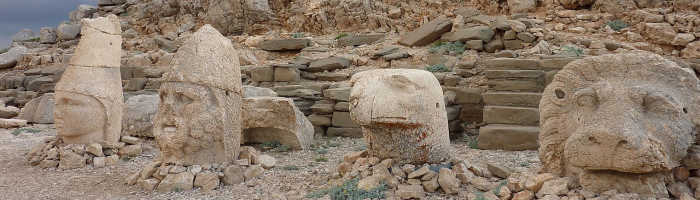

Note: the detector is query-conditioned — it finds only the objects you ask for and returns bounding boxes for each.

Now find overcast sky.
[0,0,97,49]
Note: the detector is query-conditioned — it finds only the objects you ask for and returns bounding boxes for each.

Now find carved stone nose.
[586,130,638,150]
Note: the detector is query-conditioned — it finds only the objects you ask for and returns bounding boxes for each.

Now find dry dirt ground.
[0,125,539,200]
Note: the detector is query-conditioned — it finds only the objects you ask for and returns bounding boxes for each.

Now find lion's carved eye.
[555,89,566,99]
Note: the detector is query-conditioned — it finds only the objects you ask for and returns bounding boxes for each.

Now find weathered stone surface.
[57,22,81,41]
[482,58,540,70]
[194,172,219,192]
[445,26,495,43]
[331,112,358,128]
[69,4,97,22]
[257,154,276,169]
[274,67,300,82]
[118,144,142,157]
[358,175,384,191]
[39,27,57,44]
[58,148,86,169]
[483,92,541,107]
[326,127,362,137]
[682,41,700,59]
[154,25,242,166]
[259,39,310,51]
[513,190,535,200]
[243,86,278,97]
[398,16,452,47]
[559,0,596,9]
[438,168,459,194]
[305,57,351,72]
[12,29,36,42]
[683,145,700,169]
[323,87,351,101]
[0,45,28,69]
[487,163,513,179]
[55,15,123,146]
[0,106,19,118]
[478,124,539,150]
[250,66,274,82]
[396,184,425,199]
[643,23,677,45]
[244,165,264,180]
[484,106,539,126]
[337,34,385,47]
[123,94,158,137]
[350,69,452,164]
[157,172,194,192]
[508,0,536,13]
[537,177,570,197]
[241,97,314,150]
[223,165,244,185]
[539,52,700,197]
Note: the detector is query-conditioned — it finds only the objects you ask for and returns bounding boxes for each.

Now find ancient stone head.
[350,69,452,164]
[539,52,700,195]
[54,14,123,146]
[154,24,242,166]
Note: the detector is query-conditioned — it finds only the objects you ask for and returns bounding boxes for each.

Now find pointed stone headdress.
[54,14,123,145]
[162,24,241,93]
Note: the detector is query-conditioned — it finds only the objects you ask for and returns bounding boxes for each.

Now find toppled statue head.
[154,24,242,166]
[539,52,700,196]
[54,14,123,146]
[350,69,452,164]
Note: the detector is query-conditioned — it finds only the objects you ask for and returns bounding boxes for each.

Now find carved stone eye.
[683,107,688,114]
[555,89,566,99]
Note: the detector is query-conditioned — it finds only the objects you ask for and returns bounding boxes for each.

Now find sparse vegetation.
[464,135,479,149]
[282,165,300,170]
[260,141,282,149]
[429,41,466,55]
[315,148,328,154]
[606,19,628,31]
[27,37,40,42]
[11,128,41,136]
[291,32,305,38]
[334,33,349,40]
[560,45,584,57]
[425,63,451,72]
[494,180,508,194]
[305,178,387,200]
[314,156,328,162]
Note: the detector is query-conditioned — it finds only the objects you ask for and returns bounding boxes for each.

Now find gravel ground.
[0,125,539,200]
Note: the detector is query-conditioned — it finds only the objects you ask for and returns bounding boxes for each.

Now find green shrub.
[11,128,41,136]
[561,45,584,57]
[425,63,451,72]
[428,41,465,55]
[315,148,329,154]
[305,178,387,200]
[463,135,479,149]
[606,20,628,31]
[335,33,349,40]
[315,156,329,162]
[292,32,305,38]
[260,141,282,149]
[276,144,291,152]
[27,37,40,42]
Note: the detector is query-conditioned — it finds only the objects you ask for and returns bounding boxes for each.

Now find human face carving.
[55,92,106,142]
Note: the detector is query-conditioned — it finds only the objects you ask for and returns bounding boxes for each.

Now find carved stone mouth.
[163,126,177,133]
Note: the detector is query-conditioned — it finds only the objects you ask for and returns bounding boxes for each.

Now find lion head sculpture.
[539,52,700,196]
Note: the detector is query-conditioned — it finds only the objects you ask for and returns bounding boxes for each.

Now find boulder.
[241,97,314,150]
[337,34,385,47]
[156,172,195,192]
[643,23,676,45]
[57,22,81,41]
[123,94,159,137]
[58,148,86,170]
[559,0,596,9]
[0,118,27,128]
[305,57,351,72]
[12,29,36,42]
[444,26,495,43]
[69,5,97,22]
[0,45,29,69]
[438,168,460,194]
[244,165,264,180]
[39,27,57,44]
[194,172,220,192]
[19,93,55,124]
[398,16,452,47]
[0,106,19,118]
[243,86,278,97]
[396,184,425,199]
[682,41,700,59]
[259,39,310,51]
[508,0,536,14]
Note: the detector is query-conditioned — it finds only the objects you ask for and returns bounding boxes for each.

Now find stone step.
[487,78,544,93]
[481,58,540,70]
[485,70,544,79]
[477,124,539,150]
[483,92,542,107]
[484,106,539,126]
